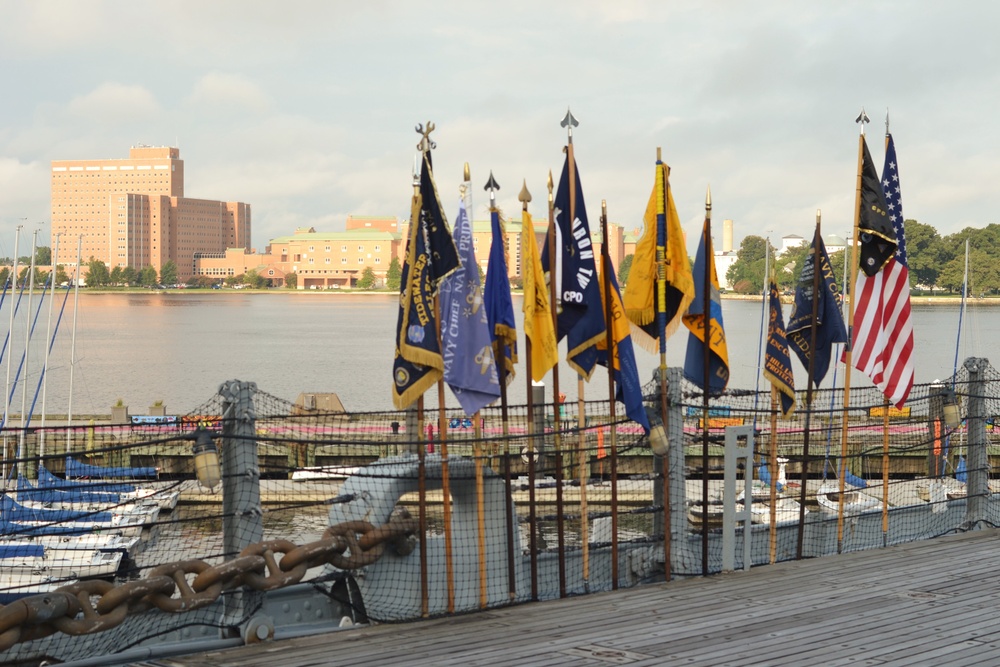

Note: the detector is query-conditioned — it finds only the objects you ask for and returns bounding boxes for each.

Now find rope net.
[1,361,998,663]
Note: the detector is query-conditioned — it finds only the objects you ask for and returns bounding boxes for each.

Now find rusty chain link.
[0,512,418,653]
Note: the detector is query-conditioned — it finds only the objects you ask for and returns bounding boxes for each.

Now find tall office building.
[50,146,250,280]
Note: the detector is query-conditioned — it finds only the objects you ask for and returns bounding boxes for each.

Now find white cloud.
[185,73,272,114]
[65,83,160,123]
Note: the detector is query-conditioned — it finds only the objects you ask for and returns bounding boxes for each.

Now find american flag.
[851,133,915,406]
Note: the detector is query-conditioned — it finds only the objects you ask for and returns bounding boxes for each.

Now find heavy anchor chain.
[0,512,418,652]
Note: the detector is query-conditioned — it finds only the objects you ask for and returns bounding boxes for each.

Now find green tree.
[245,269,266,289]
[35,246,51,266]
[284,272,297,289]
[138,266,158,287]
[725,235,772,294]
[225,273,244,287]
[904,220,945,290]
[121,266,138,286]
[617,254,634,286]
[86,258,110,287]
[0,268,9,288]
[159,260,179,286]
[775,242,811,289]
[55,265,69,286]
[357,266,377,290]
[385,256,402,291]
[109,266,124,286]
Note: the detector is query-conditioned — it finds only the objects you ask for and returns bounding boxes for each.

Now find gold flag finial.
[518,179,532,210]
[705,185,712,219]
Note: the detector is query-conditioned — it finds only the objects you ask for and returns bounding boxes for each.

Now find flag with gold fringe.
[623,161,694,352]
[484,206,517,382]
[683,218,730,394]
[541,152,605,377]
[763,281,796,417]
[596,265,651,432]
[391,150,460,409]
[440,191,500,415]
[521,209,558,382]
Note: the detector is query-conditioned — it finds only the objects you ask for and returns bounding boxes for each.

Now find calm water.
[1,290,995,416]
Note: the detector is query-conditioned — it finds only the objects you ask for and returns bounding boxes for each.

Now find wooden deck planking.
[141,529,1000,667]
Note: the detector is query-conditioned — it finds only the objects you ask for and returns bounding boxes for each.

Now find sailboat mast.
[953,238,970,377]
[39,232,60,458]
[66,235,82,454]
[17,230,39,477]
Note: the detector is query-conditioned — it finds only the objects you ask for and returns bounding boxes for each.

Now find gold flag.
[520,210,558,381]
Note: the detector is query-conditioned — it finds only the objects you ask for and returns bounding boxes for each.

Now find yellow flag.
[622,161,694,352]
[520,210,558,381]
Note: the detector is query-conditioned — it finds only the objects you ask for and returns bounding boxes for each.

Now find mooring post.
[219,379,263,632]
[963,358,988,523]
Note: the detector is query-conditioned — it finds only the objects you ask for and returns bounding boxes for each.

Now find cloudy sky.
[1,1,997,259]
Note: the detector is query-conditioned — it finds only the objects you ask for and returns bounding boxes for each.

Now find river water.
[2,290,995,417]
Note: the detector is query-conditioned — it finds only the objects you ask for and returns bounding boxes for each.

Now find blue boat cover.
[0,543,44,559]
[17,475,121,505]
[39,466,136,494]
[0,494,113,523]
[65,457,157,480]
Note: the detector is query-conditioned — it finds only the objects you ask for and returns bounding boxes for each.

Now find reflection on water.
[13,292,986,416]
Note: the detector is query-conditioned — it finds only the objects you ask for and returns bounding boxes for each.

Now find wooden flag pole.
[655,149,672,580]
[796,214,823,560]
[839,120,867,553]
[486,171,516,602]
[600,199,619,589]
[700,191,712,576]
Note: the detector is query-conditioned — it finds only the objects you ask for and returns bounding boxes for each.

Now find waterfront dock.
[145,527,1000,667]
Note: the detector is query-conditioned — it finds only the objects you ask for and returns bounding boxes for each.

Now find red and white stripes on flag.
[851,134,914,407]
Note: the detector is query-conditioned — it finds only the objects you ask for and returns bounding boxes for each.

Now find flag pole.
[554,108,579,598]
[700,187,712,576]
[838,110,868,553]
[485,169,517,602]
[880,117,892,547]
[600,199,618,589]
[765,241,780,563]
[461,163,490,610]
[409,151,430,618]
[796,213,823,560]
[655,149,672,580]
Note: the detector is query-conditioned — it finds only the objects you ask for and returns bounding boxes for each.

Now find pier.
[145,527,1000,667]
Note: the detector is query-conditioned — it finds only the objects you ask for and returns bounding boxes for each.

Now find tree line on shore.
[722,221,1000,296]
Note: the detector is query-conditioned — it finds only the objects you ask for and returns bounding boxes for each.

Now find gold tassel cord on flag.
[623,162,694,354]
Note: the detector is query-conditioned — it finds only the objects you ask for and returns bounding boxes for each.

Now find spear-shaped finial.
[560,107,579,143]
[415,121,436,152]
[547,170,554,207]
[885,108,890,137]
[705,185,712,220]
[855,107,870,135]
[484,170,500,207]
[518,179,532,211]
[460,162,470,196]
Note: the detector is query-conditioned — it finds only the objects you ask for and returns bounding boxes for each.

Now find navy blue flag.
[596,266,651,432]
[540,153,605,377]
[683,219,730,394]
[786,228,847,388]
[392,151,460,410]
[440,193,501,415]
[763,281,796,417]
[484,207,517,381]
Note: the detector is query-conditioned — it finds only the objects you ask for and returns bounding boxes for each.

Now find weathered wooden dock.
[141,528,1000,667]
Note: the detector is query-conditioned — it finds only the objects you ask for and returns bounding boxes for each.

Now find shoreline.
[80,288,989,305]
